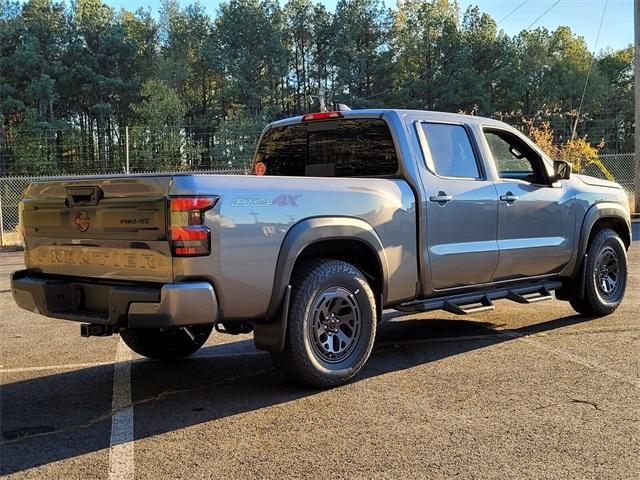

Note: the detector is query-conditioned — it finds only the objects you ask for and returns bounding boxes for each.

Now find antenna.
[318,87,327,112]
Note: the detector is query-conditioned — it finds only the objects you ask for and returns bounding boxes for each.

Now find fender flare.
[571,202,631,276]
[253,217,390,352]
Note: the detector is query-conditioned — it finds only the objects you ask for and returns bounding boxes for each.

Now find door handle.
[429,192,453,204]
[500,192,519,203]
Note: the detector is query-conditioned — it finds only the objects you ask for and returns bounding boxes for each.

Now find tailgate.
[21,176,173,283]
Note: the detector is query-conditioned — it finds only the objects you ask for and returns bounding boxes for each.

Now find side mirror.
[552,160,571,181]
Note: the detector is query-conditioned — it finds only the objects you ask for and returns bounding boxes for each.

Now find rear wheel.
[120,325,213,360]
[569,228,627,317]
[272,259,377,388]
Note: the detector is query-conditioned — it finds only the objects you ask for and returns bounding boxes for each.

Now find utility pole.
[0,191,4,247]
[635,0,640,214]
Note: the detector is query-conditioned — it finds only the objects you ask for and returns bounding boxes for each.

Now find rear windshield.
[255,118,398,177]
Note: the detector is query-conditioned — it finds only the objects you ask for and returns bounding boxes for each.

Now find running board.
[507,285,554,304]
[396,281,562,316]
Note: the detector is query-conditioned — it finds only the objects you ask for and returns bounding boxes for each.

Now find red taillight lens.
[169,196,217,257]
[171,226,209,241]
[170,197,217,212]
[301,111,343,122]
[170,226,210,256]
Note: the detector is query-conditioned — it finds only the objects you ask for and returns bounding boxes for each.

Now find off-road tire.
[120,325,213,360]
[569,228,627,317]
[272,259,377,388]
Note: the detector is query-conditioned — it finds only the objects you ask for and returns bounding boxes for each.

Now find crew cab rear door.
[414,121,499,290]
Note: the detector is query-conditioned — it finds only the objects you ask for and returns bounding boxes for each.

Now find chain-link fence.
[0,125,263,177]
[576,153,636,214]
[496,115,634,154]
[0,153,636,247]
[579,153,636,191]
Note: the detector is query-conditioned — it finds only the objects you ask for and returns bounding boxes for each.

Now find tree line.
[0,0,634,175]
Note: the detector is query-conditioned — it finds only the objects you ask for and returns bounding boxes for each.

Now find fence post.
[635,0,640,213]
[125,126,130,175]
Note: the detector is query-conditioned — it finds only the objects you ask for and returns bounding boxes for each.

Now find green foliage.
[212,0,287,116]
[332,0,391,104]
[210,105,262,168]
[132,80,186,127]
[0,0,634,175]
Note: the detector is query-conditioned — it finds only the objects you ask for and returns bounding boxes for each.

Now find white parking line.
[108,339,134,480]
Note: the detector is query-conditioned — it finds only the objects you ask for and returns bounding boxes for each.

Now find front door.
[482,128,575,280]
[417,122,499,290]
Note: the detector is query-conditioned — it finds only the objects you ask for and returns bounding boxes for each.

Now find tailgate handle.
[66,187,103,206]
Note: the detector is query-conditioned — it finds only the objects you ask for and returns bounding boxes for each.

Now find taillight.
[301,111,343,122]
[169,196,217,257]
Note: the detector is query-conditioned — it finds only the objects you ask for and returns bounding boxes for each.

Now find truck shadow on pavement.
[0,313,588,474]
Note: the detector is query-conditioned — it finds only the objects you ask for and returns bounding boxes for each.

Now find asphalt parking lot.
[1,246,638,479]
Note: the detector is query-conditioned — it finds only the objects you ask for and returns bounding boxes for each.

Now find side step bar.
[395,281,562,316]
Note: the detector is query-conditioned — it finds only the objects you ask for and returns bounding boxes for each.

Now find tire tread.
[272,259,377,388]
[568,228,627,317]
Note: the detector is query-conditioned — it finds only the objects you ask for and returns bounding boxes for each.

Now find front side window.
[255,118,398,177]
[420,123,480,179]
[483,129,547,184]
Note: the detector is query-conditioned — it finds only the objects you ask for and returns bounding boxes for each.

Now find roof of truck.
[266,109,512,130]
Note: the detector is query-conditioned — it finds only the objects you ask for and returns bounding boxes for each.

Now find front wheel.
[272,259,377,388]
[569,228,627,317]
[120,325,213,360]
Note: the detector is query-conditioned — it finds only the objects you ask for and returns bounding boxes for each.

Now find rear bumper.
[10,270,218,328]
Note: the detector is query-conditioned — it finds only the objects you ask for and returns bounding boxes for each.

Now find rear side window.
[420,123,480,179]
[255,119,398,177]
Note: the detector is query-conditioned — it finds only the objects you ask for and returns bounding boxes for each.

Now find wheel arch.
[574,202,631,275]
[558,202,630,302]
[253,217,389,352]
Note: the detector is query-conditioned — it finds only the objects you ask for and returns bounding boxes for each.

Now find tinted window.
[255,125,306,176]
[421,123,480,179]
[336,119,398,176]
[307,128,337,176]
[255,119,398,177]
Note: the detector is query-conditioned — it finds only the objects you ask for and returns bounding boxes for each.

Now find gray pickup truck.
[11,109,631,387]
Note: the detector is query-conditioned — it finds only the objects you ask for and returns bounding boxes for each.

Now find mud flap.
[556,254,588,302]
[253,285,291,352]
